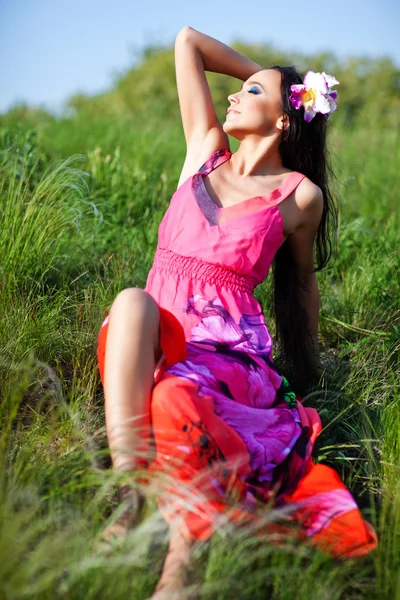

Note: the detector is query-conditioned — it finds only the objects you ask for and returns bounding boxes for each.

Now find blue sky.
[0,0,398,115]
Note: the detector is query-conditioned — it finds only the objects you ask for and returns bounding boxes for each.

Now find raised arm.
[174,26,263,187]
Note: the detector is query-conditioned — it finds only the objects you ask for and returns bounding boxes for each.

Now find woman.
[97,26,377,598]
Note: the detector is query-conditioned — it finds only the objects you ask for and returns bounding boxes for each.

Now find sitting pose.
[97,26,377,598]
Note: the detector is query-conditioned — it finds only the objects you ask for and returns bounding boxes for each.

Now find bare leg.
[104,287,162,472]
[99,288,162,544]
[152,524,194,599]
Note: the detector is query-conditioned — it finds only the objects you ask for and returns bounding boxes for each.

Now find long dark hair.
[269,65,338,394]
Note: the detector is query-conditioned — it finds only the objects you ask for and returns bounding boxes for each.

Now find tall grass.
[0,122,399,599]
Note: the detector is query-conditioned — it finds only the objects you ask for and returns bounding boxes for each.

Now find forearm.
[299,271,320,356]
[179,25,263,81]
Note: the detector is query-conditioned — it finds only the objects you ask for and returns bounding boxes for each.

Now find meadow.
[0,42,399,599]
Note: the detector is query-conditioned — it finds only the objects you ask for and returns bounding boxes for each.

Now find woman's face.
[223,69,284,140]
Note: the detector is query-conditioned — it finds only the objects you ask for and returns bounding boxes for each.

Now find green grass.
[0,120,399,600]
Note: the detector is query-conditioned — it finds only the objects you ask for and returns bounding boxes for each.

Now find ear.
[276,113,290,132]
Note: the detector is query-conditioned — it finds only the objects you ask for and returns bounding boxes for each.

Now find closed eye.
[248,86,260,94]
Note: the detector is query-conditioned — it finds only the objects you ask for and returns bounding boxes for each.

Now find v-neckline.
[196,149,299,212]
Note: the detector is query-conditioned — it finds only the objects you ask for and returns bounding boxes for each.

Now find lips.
[227,108,240,115]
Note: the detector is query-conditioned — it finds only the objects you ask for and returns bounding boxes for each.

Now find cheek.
[251,102,269,120]
[255,106,276,127]
[261,102,283,128]
[254,98,277,118]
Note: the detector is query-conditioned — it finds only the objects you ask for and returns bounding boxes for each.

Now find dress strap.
[268,172,306,207]
[197,148,232,176]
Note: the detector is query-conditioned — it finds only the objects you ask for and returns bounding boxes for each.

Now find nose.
[228,92,240,105]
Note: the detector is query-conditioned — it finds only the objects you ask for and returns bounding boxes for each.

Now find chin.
[223,120,238,134]
[222,121,243,141]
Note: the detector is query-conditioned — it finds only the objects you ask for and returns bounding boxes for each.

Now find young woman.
[97,26,377,598]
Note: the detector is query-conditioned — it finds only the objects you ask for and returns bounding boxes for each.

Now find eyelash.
[247,87,259,94]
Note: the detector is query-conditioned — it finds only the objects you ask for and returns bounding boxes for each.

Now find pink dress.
[144,147,309,480]
[145,147,302,353]
[97,147,377,556]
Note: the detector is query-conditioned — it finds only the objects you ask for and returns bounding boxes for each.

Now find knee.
[110,287,160,328]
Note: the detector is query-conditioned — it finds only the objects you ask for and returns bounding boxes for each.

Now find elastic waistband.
[153,247,256,293]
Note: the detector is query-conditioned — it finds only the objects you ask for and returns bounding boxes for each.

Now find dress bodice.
[154,148,305,287]
[144,148,306,352]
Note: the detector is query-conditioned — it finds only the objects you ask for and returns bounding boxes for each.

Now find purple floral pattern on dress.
[184,294,274,358]
[166,294,303,484]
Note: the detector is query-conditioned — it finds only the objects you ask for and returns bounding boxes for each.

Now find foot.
[96,484,146,552]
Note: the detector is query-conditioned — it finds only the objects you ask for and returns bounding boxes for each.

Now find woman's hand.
[177,26,263,82]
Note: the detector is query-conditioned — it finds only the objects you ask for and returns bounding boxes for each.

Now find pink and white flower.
[289,70,339,123]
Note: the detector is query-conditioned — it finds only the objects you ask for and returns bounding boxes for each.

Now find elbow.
[176,26,194,43]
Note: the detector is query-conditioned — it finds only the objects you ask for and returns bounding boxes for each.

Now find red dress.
[97,148,377,557]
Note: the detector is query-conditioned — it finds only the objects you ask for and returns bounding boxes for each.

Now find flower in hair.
[289,70,339,122]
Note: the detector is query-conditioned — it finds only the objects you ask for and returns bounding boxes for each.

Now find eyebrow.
[241,80,265,91]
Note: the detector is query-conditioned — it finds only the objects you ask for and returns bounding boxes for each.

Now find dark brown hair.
[269,65,338,393]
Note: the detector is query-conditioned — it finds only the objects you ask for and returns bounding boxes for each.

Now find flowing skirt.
[97,305,377,558]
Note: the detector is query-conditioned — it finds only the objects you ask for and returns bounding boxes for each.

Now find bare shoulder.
[295,176,324,229]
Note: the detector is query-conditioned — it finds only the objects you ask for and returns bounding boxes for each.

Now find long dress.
[97,148,377,558]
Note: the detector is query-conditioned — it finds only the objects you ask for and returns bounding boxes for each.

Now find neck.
[230,135,283,178]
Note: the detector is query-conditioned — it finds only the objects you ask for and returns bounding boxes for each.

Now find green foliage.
[0,42,399,599]
[0,127,92,288]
